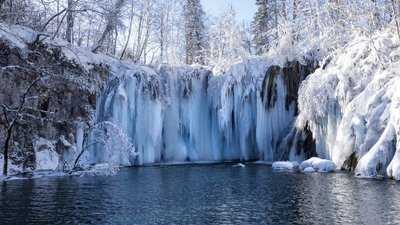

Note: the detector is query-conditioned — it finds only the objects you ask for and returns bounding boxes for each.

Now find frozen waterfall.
[92,60,311,165]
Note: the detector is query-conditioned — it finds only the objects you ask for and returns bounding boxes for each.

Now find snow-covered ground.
[297,25,400,180]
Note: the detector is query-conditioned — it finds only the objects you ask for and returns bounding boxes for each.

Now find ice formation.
[94,60,311,165]
[297,27,400,179]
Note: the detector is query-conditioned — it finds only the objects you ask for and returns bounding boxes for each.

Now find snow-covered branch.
[72,121,137,175]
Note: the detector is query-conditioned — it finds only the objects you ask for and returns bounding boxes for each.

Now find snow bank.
[272,161,299,170]
[297,25,400,179]
[299,157,336,172]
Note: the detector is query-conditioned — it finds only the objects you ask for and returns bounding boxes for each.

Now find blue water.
[1,164,399,224]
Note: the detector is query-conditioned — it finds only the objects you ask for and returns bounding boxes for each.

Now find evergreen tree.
[252,0,281,55]
[252,0,272,55]
[183,0,207,65]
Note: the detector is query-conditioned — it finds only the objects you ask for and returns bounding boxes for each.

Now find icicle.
[93,60,304,165]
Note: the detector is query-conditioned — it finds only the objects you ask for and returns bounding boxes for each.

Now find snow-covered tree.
[72,121,137,175]
[92,0,126,53]
[252,0,398,64]
[252,0,278,55]
[1,76,50,176]
[209,6,250,70]
[183,0,207,65]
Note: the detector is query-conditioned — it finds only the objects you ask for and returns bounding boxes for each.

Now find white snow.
[299,157,336,172]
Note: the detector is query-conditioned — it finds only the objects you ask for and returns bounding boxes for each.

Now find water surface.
[1,164,399,224]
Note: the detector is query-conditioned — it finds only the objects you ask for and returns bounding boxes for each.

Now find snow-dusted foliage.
[96,59,307,165]
[297,26,400,179]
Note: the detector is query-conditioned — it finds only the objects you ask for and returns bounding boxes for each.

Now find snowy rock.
[0,23,110,172]
[299,157,336,172]
[272,161,299,170]
[232,163,246,168]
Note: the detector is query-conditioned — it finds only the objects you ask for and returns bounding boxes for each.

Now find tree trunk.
[120,2,134,60]
[160,12,164,63]
[134,10,144,62]
[282,0,287,20]
[392,0,400,42]
[92,0,125,53]
[66,0,74,43]
[3,126,13,177]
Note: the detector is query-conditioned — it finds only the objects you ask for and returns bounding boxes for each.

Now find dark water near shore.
[1,164,399,225]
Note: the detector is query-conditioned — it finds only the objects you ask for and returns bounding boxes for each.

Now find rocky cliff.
[0,24,110,173]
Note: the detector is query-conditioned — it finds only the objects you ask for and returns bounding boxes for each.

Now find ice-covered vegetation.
[297,25,400,179]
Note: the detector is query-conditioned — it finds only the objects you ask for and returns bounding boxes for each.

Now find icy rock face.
[96,60,311,165]
[297,27,400,179]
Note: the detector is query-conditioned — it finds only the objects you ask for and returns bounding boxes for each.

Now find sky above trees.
[201,0,257,23]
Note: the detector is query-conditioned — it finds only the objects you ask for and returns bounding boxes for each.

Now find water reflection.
[0,164,399,225]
